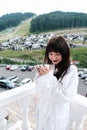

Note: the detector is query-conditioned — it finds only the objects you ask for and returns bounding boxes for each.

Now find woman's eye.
[56,53,61,56]
[49,53,53,55]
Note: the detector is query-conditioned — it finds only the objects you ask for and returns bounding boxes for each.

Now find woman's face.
[48,51,62,65]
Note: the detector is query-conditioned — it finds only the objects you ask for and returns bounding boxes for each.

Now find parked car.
[6,65,11,70]
[17,78,32,86]
[0,76,6,80]
[27,66,34,71]
[10,65,18,71]
[21,65,28,71]
[0,79,15,89]
[78,70,87,77]
[85,81,87,85]
[85,77,87,81]
[80,73,87,79]
[7,76,19,84]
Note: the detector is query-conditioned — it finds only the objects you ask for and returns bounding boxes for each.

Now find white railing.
[70,94,87,130]
[0,82,87,130]
[0,82,36,130]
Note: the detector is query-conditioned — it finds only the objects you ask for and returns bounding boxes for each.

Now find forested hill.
[30,11,87,33]
[1,11,87,35]
[0,12,36,31]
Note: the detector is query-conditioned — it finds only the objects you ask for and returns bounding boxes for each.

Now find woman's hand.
[36,65,51,76]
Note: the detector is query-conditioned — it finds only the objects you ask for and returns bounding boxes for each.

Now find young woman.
[34,36,79,130]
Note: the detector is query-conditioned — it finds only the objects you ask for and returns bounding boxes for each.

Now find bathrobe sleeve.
[34,69,54,94]
[34,65,79,101]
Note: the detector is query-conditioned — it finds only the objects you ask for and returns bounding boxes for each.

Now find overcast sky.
[0,0,87,17]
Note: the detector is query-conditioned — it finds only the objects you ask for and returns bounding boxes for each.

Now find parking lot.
[0,66,87,97]
[0,66,36,92]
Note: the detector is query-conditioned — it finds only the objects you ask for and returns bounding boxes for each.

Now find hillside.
[0,18,32,42]
[30,11,87,33]
[1,11,87,43]
[0,19,87,67]
[0,16,87,43]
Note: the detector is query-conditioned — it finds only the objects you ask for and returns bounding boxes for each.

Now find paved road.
[0,66,87,97]
[78,77,87,96]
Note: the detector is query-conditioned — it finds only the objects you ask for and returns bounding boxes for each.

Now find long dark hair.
[44,36,71,80]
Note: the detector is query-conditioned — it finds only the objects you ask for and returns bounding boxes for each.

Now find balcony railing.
[0,82,87,130]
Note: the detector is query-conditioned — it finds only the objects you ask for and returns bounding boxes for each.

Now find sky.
[0,0,87,17]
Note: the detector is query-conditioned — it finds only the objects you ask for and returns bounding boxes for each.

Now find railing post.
[0,106,7,130]
[18,97,33,130]
[70,94,87,130]
[71,115,83,130]
[21,106,31,130]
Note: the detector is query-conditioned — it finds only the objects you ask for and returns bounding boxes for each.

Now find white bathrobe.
[34,64,79,130]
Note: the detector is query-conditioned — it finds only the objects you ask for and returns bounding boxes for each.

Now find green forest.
[0,12,36,31]
[0,11,87,33]
[30,11,87,33]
